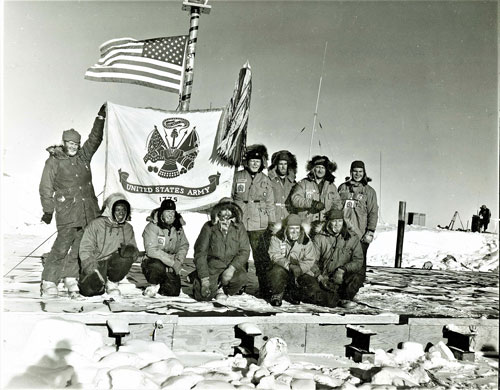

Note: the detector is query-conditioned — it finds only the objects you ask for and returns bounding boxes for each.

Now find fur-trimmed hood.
[275,224,310,245]
[146,208,185,230]
[305,155,337,183]
[268,150,297,173]
[101,193,132,223]
[46,145,70,159]
[243,144,268,173]
[209,198,243,224]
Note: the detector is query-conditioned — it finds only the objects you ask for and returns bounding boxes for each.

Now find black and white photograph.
[2,0,499,388]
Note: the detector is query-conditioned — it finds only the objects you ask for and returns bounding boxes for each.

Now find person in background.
[141,199,189,297]
[267,214,320,307]
[312,209,364,308]
[39,104,106,298]
[289,155,342,224]
[232,144,276,299]
[78,193,139,297]
[478,205,491,232]
[338,160,378,268]
[268,150,297,222]
[192,198,250,301]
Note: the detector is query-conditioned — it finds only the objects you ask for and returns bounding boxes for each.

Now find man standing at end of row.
[39,104,106,298]
[232,144,276,298]
[338,160,378,268]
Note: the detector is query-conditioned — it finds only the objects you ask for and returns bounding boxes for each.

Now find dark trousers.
[141,257,181,296]
[78,251,136,297]
[248,229,272,298]
[192,266,247,301]
[41,226,83,283]
[338,271,365,300]
[361,242,369,269]
[479,220,489,232]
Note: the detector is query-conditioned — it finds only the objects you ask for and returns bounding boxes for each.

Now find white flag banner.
[104,102,234,212]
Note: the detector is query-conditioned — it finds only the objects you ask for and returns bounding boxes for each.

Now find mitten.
[332,268,345,285]
[41,212,53,224]
[120,244,139,259]
[98,103,107,118]
[220,265,235,286]
[362,231,374,244]
[310,200,325,214]
[200,277,211,298]
[289,264,302,278]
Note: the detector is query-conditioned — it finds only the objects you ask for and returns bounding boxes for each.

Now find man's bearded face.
[161,210,175,225]
[64,141,80,157]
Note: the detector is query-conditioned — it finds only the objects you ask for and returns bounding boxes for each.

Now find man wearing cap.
[192,198,250,301]
[267,214,320,306]
[338,160,378,267]
[268,150,297,222]
[232,144,276,299]
[39,103,106,298]
[312,209,364,308]
[289,155,343,223]
[141,199,189,297]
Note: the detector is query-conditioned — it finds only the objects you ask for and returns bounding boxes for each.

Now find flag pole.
[180,0,211,111]
[308,41,328,159]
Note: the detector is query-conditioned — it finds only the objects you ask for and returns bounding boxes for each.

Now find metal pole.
[379,151,382,222]
[395,201,406,268]
[180,7,200,111]
[308,42,328,159]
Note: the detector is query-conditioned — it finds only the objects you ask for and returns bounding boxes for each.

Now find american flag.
[85,36,188,94]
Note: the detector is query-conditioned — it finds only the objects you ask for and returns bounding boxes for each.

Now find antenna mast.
[308,42,328,159]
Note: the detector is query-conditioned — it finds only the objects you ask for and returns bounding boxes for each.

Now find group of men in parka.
[39,106,378,308]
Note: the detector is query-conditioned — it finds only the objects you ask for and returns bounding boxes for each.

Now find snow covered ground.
[2,317,498,389]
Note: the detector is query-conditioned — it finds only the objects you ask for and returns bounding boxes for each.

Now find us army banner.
[104,102,233,211]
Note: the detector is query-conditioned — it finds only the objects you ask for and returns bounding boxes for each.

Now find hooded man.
[267,214,320,307]
[289,155,343,223]
[78,193,139,297]
[232,144,276,299]
[39,104,106,298]
[192,198,250,301]
[268,150,297,222]
[338,160,378,267]
[141,199,189,297]
[312,209,364,308]
[478,205,491,232]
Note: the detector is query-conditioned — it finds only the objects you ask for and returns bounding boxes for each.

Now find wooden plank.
[172,325,240,355]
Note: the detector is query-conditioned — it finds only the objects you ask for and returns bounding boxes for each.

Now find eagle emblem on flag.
[143,118,200,178]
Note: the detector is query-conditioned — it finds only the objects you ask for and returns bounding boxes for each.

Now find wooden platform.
[3,259,499,357]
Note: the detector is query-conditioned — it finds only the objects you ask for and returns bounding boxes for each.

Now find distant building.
[406,212,426,226]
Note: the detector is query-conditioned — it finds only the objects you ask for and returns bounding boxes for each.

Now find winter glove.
[289,264,302,279]
[220,265,236,286]
[98,103,107,118]
[200,277,211,298]
[361,231,374,244]
[332,268,345,285]
[119,244,139,259]
[171,260,182,275]
[41,212,53,224]
[310,200,325,214]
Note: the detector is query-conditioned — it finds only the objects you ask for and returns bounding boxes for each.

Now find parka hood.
[243,144,268,173]
[147,208,186,230]
[275,224,310,245]
[268,150,297,181]
[101,193,131,223]
[210,198,243,224]
[46,145,69,159]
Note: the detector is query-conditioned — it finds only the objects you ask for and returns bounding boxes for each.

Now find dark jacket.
[39,118,104,228]
[338,179,378,238]
[312,223,364,277]
[193,200,250,279]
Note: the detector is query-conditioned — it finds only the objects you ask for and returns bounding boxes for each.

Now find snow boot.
[63,277,80,299]
[270,292,284,307]
[143,284,160,298]
[40,280,58,298]
[215,287,228,301]
[340,299,357,309]
[106,280,121,296]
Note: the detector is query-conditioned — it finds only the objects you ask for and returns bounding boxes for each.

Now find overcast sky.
[3,0,498,229]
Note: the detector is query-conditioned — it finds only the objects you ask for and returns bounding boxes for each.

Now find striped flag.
[85,36,188,94]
